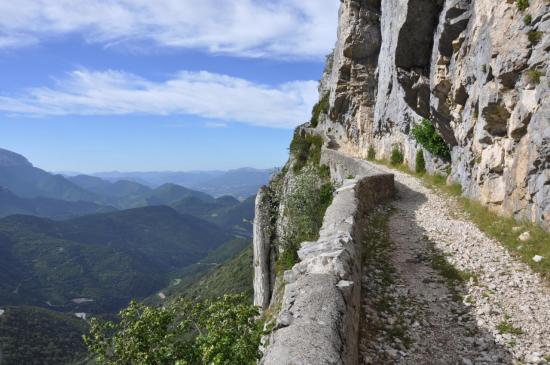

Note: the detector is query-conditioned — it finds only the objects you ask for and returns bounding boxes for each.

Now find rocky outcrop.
[317,0,549,229]
[259,149,394,365]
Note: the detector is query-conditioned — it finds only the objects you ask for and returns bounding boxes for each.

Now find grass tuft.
[526,69,543,84]
[497,320,524,335]
[528,30,542,45]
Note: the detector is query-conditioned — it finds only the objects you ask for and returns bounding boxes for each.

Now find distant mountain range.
[0,148,99,203]
[0,148,258,226]
[90,167,274,199]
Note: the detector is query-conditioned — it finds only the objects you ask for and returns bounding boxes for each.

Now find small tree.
[415,150,426,174]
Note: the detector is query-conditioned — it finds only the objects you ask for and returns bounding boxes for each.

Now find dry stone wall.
[257,149,394,365]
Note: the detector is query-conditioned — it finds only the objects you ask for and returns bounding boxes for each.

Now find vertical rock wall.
[318,0,549,229]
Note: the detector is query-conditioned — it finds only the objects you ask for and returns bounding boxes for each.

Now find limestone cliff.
[254,0,549,362]
[318,0,549,229]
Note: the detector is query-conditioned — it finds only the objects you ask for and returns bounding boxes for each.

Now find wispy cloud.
[0,0,338,58]
[205,122,228,129]
[0,69,318,129]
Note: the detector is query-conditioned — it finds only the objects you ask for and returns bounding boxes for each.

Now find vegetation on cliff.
[411,119,451,160]
[310,93,330,128]
[276,130,334,272]
[289,132,323,173]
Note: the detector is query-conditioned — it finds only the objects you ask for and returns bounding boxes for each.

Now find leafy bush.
[415,150,426,174]
[310,93,330,128]
[367,145,376,160]
[526,69,543,84]
[411,119,451,160]
[289,132,323,173]
[85,294,262,365]
[523,14,532,25]
[390,147,404,165]
[516,0,529,11]
[528,30,542,45]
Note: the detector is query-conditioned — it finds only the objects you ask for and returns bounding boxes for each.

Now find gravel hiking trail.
[359,164,550,365]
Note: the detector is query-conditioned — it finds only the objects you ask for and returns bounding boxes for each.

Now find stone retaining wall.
[260,149,394,365]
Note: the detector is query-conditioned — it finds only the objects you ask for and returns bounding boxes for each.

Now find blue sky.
[0,0,339,173]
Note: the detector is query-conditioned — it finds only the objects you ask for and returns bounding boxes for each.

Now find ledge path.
[359,165,550,365]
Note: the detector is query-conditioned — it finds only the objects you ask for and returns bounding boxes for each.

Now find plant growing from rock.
[390,146,404,166]
[310,93,330,128]
[411,119,451,160]
[289,132,323,173]
[528,30,542,45]
[323,52,334,76]
[415,150,426,174]
[526,69,543,84]
[516,0,529,11]
[367,145,376,160]
[523,14,532,25]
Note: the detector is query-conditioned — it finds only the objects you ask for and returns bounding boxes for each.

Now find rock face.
[318,0,549,230]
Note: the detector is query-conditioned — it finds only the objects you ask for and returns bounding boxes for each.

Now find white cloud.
[0,69,319,129]
[0,0,339,58]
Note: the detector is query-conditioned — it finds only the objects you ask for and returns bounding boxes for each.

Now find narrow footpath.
[359,164,550,365]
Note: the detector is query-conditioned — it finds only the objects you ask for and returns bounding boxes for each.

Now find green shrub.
[523,14,532,25]
[289,132,323,173]
[516,0,529,11]
[367,145,376,160]
[528,30,542,45]
[310,93,330,128]
[85,295,262,365]
[411,119,451,160]
[526,69,543,84]
[390,146,404,165]
[415,150,426,174]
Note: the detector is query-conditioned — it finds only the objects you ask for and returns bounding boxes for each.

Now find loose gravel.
[359,166,550,365]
